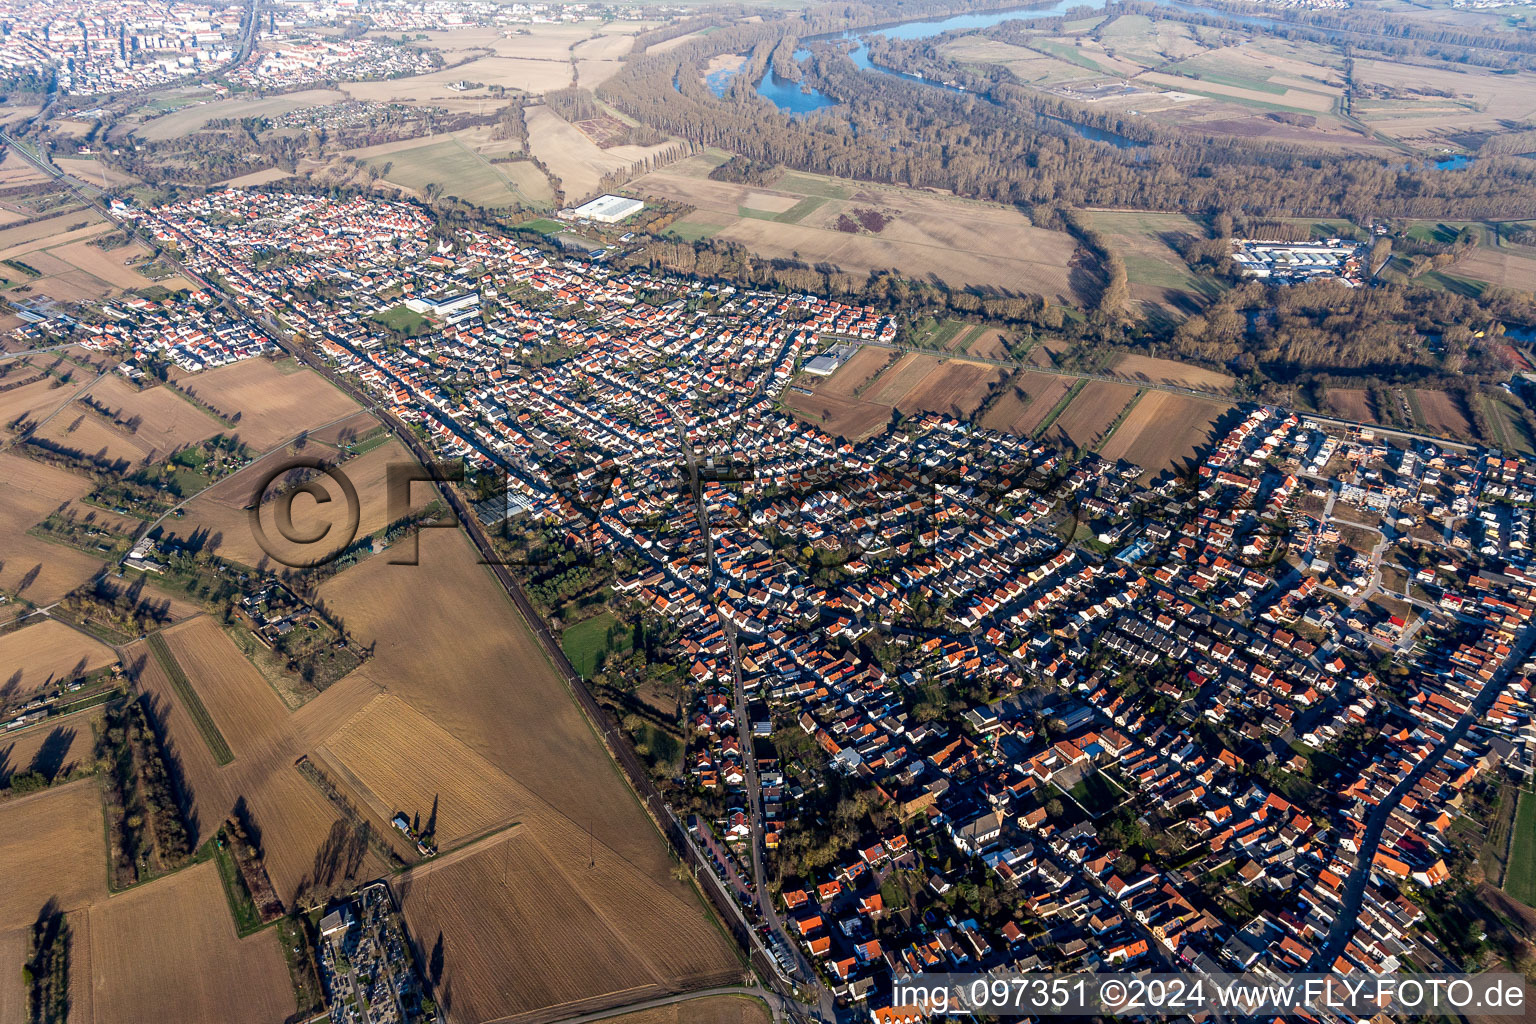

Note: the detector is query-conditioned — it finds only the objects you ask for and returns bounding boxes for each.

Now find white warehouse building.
[562,194,645,224]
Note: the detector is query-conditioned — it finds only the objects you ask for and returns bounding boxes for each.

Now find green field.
[1174,58,1290,95]
[1480,391,1536,454]
[1030,39,1108,72]
[1406,221,1487,245]
[562,611,632,678]
[1505,788,1536,906]
[912,317,969,349]
[769,170,854,200]
[497,158,556,207]
[515,218,565,235]
[366,140,532,209]
[1067,770,1125,818]
[666,219,724,242]
[738,195,827,224]
[1083,210,1217,302]
[373,304,427,334]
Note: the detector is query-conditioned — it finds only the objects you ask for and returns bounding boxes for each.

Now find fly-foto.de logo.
[247,458,493,568]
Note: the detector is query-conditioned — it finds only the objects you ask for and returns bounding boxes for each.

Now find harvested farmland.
[398,824,740,1024]
[634,162,1081,301]
[48,240,161,292]
[173,358,360,450]
[0,372,78,440]
[1098,390,1234,477]
[313,693,525,849]
[1045,381,1140,450]
[0,452,110,610]
[318,528,668,870]
[157,616,290,763]
[306,410,384,448]
[318,529,740,1015]
[1112,354,1235,392]
[817,346,892,399]
[525,105,676,204]
[239,761,383,904]
[782,389,891,440]
[121,635,234,839]
[0,780,108,932]
[894,360,1006,419]
[966,329,1011,359]
[0,715,101,784]
[0,927,24,1024]
[980,372,1073,437]
[162,436,428,568]
[0,210,105,253]
[866,352,941,406]
[1324,388,1379,424]
[82,859,294,1024]
[125,623,390,890]
[1412,389,1473,439]
[32,409,151,470]
[0,616,116,696]
[143,630,234,766]
[1451,247,1536,293]
[45,373,225,465]
[603,995,773,1024]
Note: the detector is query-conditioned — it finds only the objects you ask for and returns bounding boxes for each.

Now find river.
[740,0,1518,161]
[756,0,1109,115]
[748,0,1154,146]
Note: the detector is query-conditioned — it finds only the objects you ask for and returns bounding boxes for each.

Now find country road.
[549,986,785,1024]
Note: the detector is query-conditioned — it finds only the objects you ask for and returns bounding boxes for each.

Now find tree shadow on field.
[16,563,41,595]
[429,932,444,986]
[232,794,264,855]
[300,819,368,902]
[28,726,77,782]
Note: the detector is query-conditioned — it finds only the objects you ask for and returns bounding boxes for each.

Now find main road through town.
[674,410,839,1023]
[1306,620,1536,971]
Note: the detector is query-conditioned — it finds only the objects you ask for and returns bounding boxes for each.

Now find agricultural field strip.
[143,630,234,765]
[852,339,1236,405]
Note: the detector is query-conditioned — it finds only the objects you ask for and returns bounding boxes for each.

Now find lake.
[705,64,742,97]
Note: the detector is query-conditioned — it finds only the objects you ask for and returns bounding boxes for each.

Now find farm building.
[562,194,645,224]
